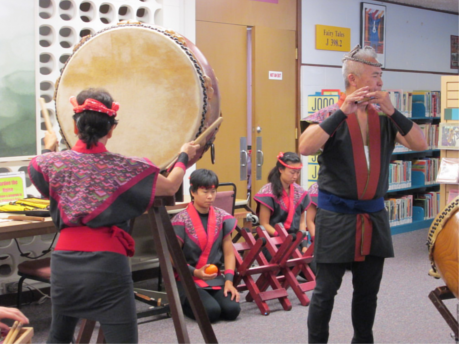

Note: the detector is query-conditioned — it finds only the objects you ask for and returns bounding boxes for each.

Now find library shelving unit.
[439,75,459,210]
[388,149,440,235]
[386,101,441,235]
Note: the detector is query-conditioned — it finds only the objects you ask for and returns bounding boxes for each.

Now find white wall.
[301,0,459,71]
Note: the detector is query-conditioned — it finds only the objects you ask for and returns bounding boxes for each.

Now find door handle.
[256,137,263,180]
[257,150,264,167]
[240,137,248,181]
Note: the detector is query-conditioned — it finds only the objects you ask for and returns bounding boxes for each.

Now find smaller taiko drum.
[427,196,459,299]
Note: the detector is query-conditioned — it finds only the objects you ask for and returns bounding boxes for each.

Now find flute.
[354,97,374,104]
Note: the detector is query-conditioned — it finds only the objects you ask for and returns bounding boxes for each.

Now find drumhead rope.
[427,196,459,278]
[54,23,217,169]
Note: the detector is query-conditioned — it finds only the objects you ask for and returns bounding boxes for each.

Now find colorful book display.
[386,89,412,117]
[412,90,441,118]
[384,195,413,226]
[386,157,440,226]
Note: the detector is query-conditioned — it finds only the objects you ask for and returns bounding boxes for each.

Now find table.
[0,197,250,241]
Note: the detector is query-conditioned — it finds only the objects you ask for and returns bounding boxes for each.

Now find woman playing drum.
[28,88,199,343]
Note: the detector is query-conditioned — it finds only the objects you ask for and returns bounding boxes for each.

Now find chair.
[16,257,51,309]
[213,182,237,215]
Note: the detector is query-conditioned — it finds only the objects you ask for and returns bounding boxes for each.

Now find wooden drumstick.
[6,322,22,344]
[165,116,223,171]
[3,321,18,344]
[7,215,45,222]
[39,97,54,133]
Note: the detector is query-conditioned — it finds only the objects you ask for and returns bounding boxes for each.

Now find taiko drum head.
[55,24,220,169]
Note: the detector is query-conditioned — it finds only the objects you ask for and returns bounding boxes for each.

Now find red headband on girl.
[70,96,119,117]
[277,152,303,170]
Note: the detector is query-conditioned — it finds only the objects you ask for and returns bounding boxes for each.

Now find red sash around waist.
[55,226,135,257]
[355,214,373,262]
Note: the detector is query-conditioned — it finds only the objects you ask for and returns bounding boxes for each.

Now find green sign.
[0,172,26,205]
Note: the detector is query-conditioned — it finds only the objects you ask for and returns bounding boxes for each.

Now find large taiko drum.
[54,23,220,169]
[427,196,459,299]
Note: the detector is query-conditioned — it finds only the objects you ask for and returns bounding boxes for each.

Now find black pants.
[307,255,385,344]
[47,312,138,344]
[182,288,241,323]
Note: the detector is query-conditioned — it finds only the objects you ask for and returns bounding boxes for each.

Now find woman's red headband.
[277,152,303,170]
[70,96,119,117]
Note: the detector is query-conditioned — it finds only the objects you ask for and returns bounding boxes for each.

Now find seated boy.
[171,169,241,323]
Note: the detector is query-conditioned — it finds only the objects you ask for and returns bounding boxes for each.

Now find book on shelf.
[386,89,412,117]
[418,123,439,149]
[448,189,459,203]
[393,143,410,153]
[385,195,413,226]
[412,90,440,118]
[412,158,439,185]
[436,157,459,184]
[413,192,440,220]
[388,160,412,190]
[445,108,459,121]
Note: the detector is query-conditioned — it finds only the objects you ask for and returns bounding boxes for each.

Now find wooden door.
[196,22,248,200]
[251,26,297,197]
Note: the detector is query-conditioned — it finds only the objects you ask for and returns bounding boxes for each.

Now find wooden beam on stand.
[147,196,218,344]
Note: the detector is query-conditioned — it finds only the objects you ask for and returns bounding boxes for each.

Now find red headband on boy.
[277,152,303,170]
[70,96,119,117]
[190,184,216,189]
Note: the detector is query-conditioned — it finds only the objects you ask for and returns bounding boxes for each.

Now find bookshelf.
[439,76,459,210]
[386,94,442,235]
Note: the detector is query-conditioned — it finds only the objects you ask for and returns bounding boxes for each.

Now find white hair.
[342,45,381,89]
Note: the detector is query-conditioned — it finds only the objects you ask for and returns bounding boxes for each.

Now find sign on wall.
[307,92,340,114]
[315,25,350,52]
[0,172,27,205]
[269,71,283,80]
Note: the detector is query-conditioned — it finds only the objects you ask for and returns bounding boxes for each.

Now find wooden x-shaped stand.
[147,196,218,344]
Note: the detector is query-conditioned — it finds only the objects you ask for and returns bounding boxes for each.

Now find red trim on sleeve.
[174,162,186,172]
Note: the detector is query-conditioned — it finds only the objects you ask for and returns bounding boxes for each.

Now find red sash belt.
[55,226,135,257]
[355,214,373,261]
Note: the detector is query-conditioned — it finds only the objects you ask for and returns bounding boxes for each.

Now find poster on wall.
[451,35,459,69]
[360,2,386,67]
[438,123,459,150]
[0,1,37,161]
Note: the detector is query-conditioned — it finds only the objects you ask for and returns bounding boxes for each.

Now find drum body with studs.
[427,196,459,298]
[55,24,220,169]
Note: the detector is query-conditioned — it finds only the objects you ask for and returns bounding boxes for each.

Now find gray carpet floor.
[13,229,458,344]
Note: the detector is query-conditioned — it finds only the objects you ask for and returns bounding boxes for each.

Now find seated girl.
[171,169,241,323]
[254,152,311,255]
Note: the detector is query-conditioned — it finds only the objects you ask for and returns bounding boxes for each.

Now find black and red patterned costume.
[171,202,240,322]
[28,139,159,343]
